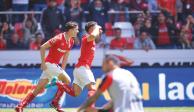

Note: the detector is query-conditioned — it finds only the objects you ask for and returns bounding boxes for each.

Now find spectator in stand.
[0,34,6,50]
[56,0,66,13]
[178,15,194,49]
[133,14,145,37]
[41,0,65,40]
[7,32,25,50]
[179,29,192,49]
[29,32,43,50]
[33,0,46,11]
[80,0,90,11]
[157,0,176,17]
[109,0,129,22]
[140,19,155,38]
[12,0,29,23]
[110,28,127,50]
[134,31,156,50]
[32,0,47,21]
[23,14,38,48]
[148,0,158,12]
[64,0,82,46]
[153,13,176,49]
[176,0,183,21]
[89,0,107,29]
[129,0,148,11]
[0,0,7,23]
[65,0,83,32]
[182,0,194,18]
[1,22,13,41]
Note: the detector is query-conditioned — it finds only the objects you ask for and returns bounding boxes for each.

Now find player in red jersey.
[51,21,102,107]
[15,21,79,112]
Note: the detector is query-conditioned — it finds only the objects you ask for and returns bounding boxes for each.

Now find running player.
[78,55,144,112]
[51,21,102,108]
[15,21,79,112]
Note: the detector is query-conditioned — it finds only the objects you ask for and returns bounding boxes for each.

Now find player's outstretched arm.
[77,89,102,112]
[40,41,51,71]
[94,101,113,112]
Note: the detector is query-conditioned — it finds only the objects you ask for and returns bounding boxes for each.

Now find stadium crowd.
[0,0,194,50]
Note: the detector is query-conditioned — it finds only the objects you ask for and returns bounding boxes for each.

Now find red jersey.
[0,39,6,50]
[110,38,127,49]
[45,33,74,64]
[157,0,176,16]
[75,35,95,68]
[157,23,171,45]
[30,41,41,50]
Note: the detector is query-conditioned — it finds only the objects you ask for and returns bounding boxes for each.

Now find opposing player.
[78,55,144,112]
[51,21,102,107]
[15,21,79,112]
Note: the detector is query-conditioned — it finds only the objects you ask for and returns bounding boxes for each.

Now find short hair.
[140,30,148,35]
[105,55,120,66]
[64,21,78,32]
[85,21,97,33]
[114,27,121,31]
[35,32,42,38]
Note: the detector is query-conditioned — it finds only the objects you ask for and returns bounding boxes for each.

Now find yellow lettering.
[142,83,150,100]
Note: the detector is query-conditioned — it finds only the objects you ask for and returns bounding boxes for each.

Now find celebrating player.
[51,21,102,108]
[78,55,144,112]
[15,21,79,112]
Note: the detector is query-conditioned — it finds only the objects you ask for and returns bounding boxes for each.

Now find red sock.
[56,82,76,97]
[52,88,64,104]
[18,92,35,108]
[87,89,96,107]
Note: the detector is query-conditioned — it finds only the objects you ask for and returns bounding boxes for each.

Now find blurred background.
[0,0,194,110]
[0,0,193,51]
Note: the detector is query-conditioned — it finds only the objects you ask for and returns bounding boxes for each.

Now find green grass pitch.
[1,107,194,112]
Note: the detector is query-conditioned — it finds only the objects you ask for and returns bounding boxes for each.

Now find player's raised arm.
[40,41,51,71]
[87,24,102,42]
[61,51,70,69]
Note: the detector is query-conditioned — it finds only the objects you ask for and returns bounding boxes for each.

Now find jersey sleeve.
[99,74,113,92]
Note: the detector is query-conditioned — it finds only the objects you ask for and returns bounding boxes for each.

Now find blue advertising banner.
[0,67,194,108]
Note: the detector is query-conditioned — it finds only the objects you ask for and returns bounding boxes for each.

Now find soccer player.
[78,55,144,112]
[51,21,102,107]
[15,21,79,112]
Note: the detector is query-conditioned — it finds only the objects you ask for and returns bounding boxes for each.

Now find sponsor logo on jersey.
[57,48,66,53]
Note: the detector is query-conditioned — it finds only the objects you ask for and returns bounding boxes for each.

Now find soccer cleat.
[50,101,65,112]
[15,106,23,112]
[45,77,58,88]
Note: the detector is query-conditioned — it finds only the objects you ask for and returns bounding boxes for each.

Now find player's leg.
[54,67,83,97]
[50,65,71,112]
[58,73,71,84]
[15,78,49,112]
[33,79,49,95]
[86,83,96,107]
[78,66,96,107]
[54,66,92,97]
[15,63,53,112]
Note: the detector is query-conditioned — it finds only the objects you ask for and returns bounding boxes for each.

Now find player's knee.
[65,76,71,84]
[58,73,71,84]
[74,91,81,97]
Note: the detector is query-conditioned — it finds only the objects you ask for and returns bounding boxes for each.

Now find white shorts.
[40,62,71,82]
[73,66,95,89]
